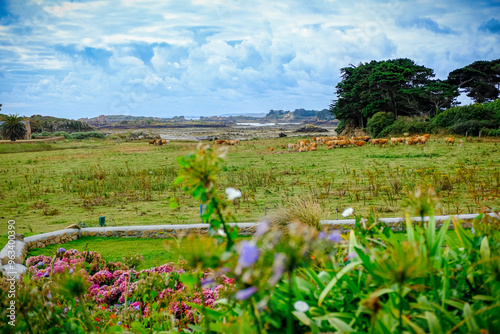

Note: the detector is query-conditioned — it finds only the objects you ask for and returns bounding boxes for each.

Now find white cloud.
[0,0,498,118]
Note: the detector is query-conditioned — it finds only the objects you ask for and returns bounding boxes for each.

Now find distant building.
[0,120,31,140]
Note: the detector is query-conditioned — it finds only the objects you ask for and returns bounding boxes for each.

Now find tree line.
[330,58,500,134]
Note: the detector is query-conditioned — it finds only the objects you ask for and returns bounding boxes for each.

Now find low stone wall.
[1,213,498,278]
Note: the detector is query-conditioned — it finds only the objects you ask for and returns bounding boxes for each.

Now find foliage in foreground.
[1,145,499,333]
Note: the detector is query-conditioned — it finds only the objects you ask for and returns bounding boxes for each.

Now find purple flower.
[327,231,342,243]
[317,231,326,239]
[47,292,52,299]
[57,247,66,253]
[237,241,260,268]
[201,278,214,288]
[269,253,287,286]
[235,286,257,301]
[37,262,44,268]
[254,221,269,237]
[69,268,74,274]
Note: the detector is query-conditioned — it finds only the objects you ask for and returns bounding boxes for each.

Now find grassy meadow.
[0,136,499,237]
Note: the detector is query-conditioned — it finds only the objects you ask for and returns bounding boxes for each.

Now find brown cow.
[446,137,455,145]
[353,141,366,147]
[215,140,225,145]
[268,147,274,151]
[149,140,155,145]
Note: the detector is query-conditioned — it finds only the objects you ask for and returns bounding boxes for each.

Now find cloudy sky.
[0,0,499,119]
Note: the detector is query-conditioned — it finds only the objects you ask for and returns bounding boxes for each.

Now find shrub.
[450,120,490,136]
[71,131,105,139]
[379,116,433,136]
[52,131,71,139]
[366,111,394,138]
[268,195,323,231]
[481,127,500,136]
[433,100,500,129]
[40,131,52,136]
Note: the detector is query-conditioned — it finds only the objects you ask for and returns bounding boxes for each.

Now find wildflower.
[201,278,214,288]
[95,317,100,322]
[471,227,475,234]
[217,229,227,237]
[57,247,66,253]
[317,231,326,239]
[269,253,287,286]
[327,231,342,243]
[235,286,257,301]
[342,207,354,217]
[47,292,52,299]
[254,221,269,237]
[37,262,44,268]
[225,187,242,200]
[236,241,260,274]
[294,301,309,312]
[110,314,117,319]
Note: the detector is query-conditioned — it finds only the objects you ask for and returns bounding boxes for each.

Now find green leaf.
[292,311,311,326]
[185,302,225,321]
[318,261,359,306]
[444,299,465,310]
[463,302,479,332]
[472,295,496,301]
[179,272,198,289]
[453,219,474,249]
[327,317,354,332]
[430,218,450,258]
[425,311,442,334]
[403,315,426,334]
[480,236,490,262]
[406,212,415,243]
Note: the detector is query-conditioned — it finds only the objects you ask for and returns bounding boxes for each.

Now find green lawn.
[25,230,464,270]
[26,236,205,270]
[0,137,498,237]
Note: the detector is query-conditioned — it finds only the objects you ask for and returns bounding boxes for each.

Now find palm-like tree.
[0,114,27,141]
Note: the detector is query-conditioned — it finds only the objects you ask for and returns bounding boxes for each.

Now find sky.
[0,0,499,119]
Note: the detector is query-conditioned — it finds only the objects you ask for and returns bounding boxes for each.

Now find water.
[236,122,301,127]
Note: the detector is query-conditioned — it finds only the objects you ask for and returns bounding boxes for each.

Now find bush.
[40,130,52,136]
[450,120,490,136]
[52,131,71,139]
[71,131,105,139]
[433,100,500,129]
[379,116,433,136]
[366,112,394,138]
[481,128,500,136]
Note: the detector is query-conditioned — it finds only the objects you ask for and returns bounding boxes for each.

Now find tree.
[447,59,500,103]
[330,59,452,132]
[0,114,27,141]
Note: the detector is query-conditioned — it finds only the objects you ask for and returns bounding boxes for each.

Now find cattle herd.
[284,134,460,152]
[149,139,170,145]
[146,135,462,150]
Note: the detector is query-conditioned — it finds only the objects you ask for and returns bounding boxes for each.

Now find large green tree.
[330,59,458,131]
[0,114,27,141]
[447,59,500,103]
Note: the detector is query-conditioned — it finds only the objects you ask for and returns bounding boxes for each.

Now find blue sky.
[0,0,499,119]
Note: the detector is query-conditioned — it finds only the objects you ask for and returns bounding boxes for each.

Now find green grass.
[26,236,247,270]
[0,136,498,237]
[25,230,463,270]
[27,237,188,270]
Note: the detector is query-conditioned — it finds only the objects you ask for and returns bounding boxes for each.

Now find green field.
[0,137,499,238]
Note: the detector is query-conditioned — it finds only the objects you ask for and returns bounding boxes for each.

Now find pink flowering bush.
[16,248,236,332]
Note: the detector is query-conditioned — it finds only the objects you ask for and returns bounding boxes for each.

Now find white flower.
[218,229,227,237]
[294,301,309,312]
[342,207,354,217]
[225,187,242,201]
